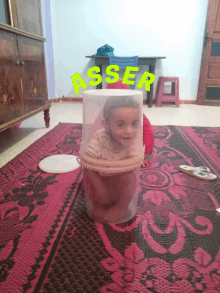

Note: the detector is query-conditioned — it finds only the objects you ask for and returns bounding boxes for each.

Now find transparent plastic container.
[80,89,144,223]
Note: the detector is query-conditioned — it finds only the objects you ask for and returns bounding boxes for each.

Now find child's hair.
[103,96,140,122]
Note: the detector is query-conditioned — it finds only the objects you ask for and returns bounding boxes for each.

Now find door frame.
[197,0,220,106]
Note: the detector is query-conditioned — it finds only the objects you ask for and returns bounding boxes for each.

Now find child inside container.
[83,95,143,223]
[85,95,142,162]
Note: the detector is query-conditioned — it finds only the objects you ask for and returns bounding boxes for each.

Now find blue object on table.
[107,52,114,56]
[109,56,138,90]
[95,44,114,56]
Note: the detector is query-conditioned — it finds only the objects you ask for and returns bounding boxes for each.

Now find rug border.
[26,172,83,292]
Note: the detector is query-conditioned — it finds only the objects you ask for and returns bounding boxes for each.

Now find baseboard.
[51,97,196,105]
[152,99,196,105]
[179,100,196,104]
[61,97,83,102]
[60,97,150,104]
[52,98,61,103]
[49,97,82,103]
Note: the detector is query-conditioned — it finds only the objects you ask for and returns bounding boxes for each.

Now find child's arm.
[142,153,153,167]
[143,114,154,155]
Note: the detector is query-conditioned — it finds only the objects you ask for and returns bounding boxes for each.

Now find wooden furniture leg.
[44,108,50,128]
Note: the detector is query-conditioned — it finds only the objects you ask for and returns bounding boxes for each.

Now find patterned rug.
[0,123,220,293]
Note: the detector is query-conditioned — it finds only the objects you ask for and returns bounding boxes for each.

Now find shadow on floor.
[0,127,40,154]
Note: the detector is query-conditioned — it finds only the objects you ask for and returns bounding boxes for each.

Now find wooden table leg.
[148,62,156,108]
[96,64,103,89]
[44,108,50,128]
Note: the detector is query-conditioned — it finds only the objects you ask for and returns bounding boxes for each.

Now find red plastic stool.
[155,77,179,107]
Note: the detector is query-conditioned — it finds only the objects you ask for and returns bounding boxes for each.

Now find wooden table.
[86,56,166,107]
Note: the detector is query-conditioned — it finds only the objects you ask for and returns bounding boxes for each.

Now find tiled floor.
[0,102,220,169]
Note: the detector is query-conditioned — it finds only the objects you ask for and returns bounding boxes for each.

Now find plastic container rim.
[82,89,143,97]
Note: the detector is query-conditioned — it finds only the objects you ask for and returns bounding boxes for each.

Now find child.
[83,95,143,223]
[107,80,154,167]
[85,95,143,161]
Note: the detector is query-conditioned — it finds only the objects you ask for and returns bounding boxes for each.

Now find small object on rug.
[180,165,211,173]
[216,208,220,213]
[39,154,81,174]
[179,165,217,181]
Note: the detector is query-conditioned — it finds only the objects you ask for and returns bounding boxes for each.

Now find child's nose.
[125,126,133,134]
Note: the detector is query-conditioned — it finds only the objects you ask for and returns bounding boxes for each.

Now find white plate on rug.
[39,155,80,174]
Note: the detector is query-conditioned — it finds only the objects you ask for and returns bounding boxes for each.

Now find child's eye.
[117,123,124,127]
[132,121,139,127]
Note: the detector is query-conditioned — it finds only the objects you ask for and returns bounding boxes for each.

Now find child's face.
[105,107,140,148]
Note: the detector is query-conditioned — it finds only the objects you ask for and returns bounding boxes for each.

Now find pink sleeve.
[143,114,154,154]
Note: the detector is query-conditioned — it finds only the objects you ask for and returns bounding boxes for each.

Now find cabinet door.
[12,0,43,36]
[0,29,24,126]
[17,35,48,113]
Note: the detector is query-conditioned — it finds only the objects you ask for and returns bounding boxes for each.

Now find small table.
[86,56,166,107]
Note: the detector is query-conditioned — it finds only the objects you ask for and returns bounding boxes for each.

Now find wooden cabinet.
[0,0,50,132]
[17,36,47,113]
[0,30,24,125]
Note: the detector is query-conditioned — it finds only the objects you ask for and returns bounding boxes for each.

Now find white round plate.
[39,155,80,174]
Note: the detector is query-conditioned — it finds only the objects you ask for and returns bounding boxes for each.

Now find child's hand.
[142,154,153,168]
[141,154,147,168]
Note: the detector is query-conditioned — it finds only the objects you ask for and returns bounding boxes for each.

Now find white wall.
[50,0,209,100]
[41,0,56,99]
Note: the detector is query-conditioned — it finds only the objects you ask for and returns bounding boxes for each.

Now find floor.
[0,102,220,169]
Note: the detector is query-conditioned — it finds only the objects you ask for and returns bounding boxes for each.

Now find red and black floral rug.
[0,123,220,293]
